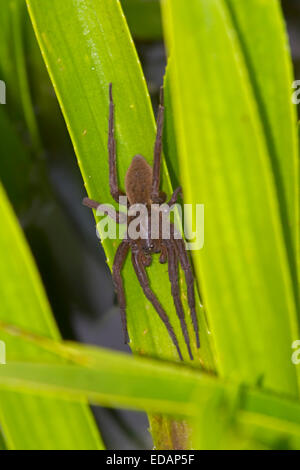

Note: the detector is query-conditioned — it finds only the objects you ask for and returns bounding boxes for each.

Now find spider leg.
[151,86,165,203]
[108,83,126,205]
[132,250,183,361]
[174,237,200,348]
[159,244,167,264]
[168,186,182,207]
[165,241,193,360]
[112,239,131,344]
[83,197,100,210]
[82,197,126,223]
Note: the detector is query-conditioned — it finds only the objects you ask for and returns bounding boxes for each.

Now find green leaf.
[0,183,104,450]
[191,384,261,450]
[161,0,299,394]
[26,0,216,450]
[1,338,300,448]
[121,0,163,40]
[0,359,196,417]
[225,0,299,296]
[26,0,215,368]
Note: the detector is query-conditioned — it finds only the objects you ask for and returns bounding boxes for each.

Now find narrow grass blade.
[1,347,300,448]
[0,183,103,449]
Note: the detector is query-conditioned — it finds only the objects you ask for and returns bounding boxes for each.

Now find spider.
[83,84,200,361]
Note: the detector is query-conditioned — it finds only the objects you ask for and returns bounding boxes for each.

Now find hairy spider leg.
[159,243,167,264]
[167,186,182,207]
[82,197,125,223]
[175,237,200,348]
[84,84,198,360]
[165,241,193,360]
[108,83,126,204]
[112,239,131,344]
[82,198,100,210]
[131,250,183,361]
[151,87,165,204]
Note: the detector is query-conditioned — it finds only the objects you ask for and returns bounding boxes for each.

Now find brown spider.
[83,84,200,361]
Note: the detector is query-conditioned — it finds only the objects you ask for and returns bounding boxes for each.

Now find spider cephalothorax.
[83,84,200,361]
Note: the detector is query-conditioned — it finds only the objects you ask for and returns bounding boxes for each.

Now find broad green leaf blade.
[2,322,300,449]
[225,0,299,320]
[0,360,196,417]
[0,392,102,451]
[121,0,163,40]
[0,183,103,450]
[161,0,299,395]
[192,384,263,450]
[1,344,300,448]
[26,0,215,367]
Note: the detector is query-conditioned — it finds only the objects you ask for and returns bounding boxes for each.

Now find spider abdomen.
[125,155,153,205]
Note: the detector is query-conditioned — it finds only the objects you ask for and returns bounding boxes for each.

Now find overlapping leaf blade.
[0,339,300,448]
[26,0,215,367]
[161,0,299,395]
[0,183,103,449]
[225,0,299,324]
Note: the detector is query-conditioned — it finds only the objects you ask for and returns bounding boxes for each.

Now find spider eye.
[144,242,154,252]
